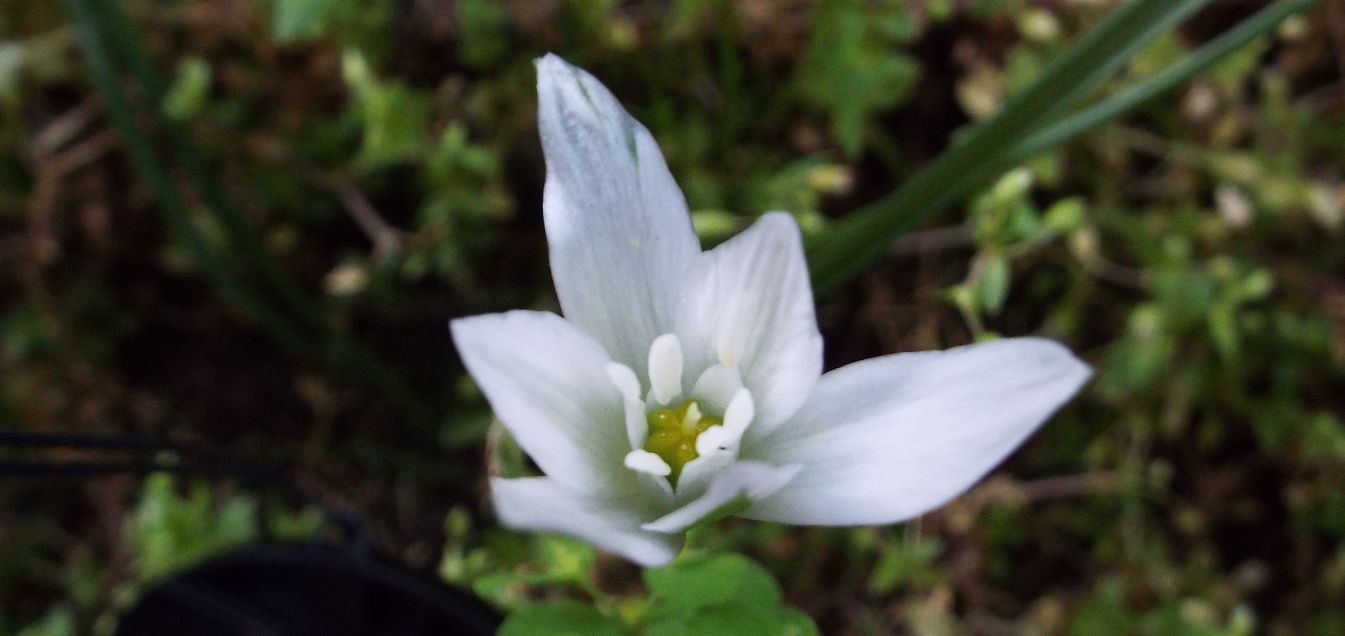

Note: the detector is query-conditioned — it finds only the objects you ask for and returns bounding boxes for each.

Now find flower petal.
[743,338,1091,525]
[722,388,754,436]
[688,364,744,416]
[675,213,822,441]
[492,477,682,567]
[643,461,800,534]
[536,54,700,374]
[452,311,629,497]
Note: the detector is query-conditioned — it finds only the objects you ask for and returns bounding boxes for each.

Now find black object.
[0,430,500,635]
[115,543,499,635]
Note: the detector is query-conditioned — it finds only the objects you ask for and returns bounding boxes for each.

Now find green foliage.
[643,551,781,610]
[497,552,819,636]
[4,0,1340,633]
[456,0,509,70]
[162,56,211,120]
[129,473,260,580]
[342,49,430,169]
[867,535,943,595]
[267,0,354,43]
[500,600,626,636]
[796,0,921,156]
[1069,577,1257,636]
[16,607,75,636]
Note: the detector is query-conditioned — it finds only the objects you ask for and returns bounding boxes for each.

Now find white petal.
[643,461,800,534]
[452,311,629,497]
[742,338,1092,525]
[648,333,683,405]
[674,213,822,442]
[606,362,642,402]
[624,449,672,476]
[637,471,676,506]
[675,447,734,502]
[537,54,700,375]
[689,364,744,416]
[492,477,681,567]
[607,362,648,448]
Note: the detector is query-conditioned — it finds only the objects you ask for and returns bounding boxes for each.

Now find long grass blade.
[60,0,314,354]
[88,0,326,328]
[808,0,1214,294]
[60,0,440,429]
[1001,0,1319,170]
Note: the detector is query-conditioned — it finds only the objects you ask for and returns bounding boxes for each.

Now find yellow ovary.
[643,400,721,486]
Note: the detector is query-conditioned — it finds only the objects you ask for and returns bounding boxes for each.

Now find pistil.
[644,400,721,486]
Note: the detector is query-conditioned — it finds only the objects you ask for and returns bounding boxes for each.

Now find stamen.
[648,334,683,405]
[694,425,734,456]
[609,362,649,448]
[624,449,672,476]
[643,399,721,486]
[682,402,702,433]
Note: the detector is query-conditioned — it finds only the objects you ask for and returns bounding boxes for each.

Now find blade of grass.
[807,0,1214,295]
[60,0,313,355]
[88,0,326,329]
[1000,0,1319,171]
[61,0,440,429]
[817,0,1318,294]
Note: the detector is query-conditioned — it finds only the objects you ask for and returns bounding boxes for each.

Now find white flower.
[450,54,1092,567]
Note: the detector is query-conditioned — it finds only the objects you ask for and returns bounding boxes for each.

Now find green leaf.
[162,56,211,120]
[457,0,509,69]
[777,607,823,636]
[643,604,786,636]
[536,535,597,585]
[342,49,429,168]
[17,606,75,636]
[130,474,260,580]
[270,0,349,42]
[976,252,1011,316]
[643,552,782,612]
[499,600,627,636]
[1044,197,1087,234]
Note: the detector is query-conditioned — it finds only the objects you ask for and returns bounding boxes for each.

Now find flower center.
[644,399,721,485]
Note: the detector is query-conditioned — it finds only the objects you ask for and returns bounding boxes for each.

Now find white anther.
[648,334,683,405]
[609,362,649,448]
[624,449,672,477]
[694,425,734,457]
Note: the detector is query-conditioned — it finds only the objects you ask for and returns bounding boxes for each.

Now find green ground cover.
[1,1,1342,633]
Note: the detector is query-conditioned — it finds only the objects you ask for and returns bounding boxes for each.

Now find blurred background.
[1,0,1343,633]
